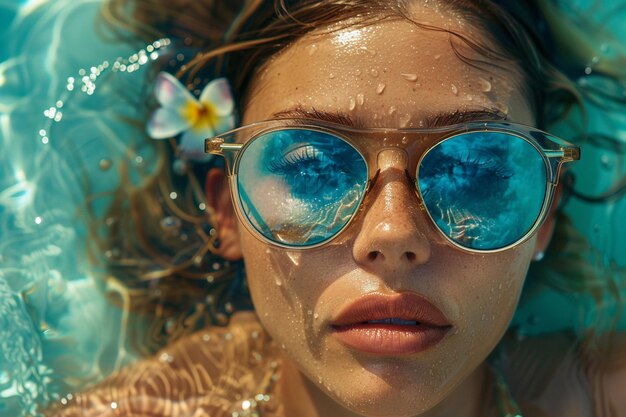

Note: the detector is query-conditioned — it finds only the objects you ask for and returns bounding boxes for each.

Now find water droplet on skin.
[356,93,364,106]
[388,106,397,116]
[307,310,313,315]
[434,54,441,60]
[329,73,335,79]
[451,84,459,96]
[99,158,112,171]
[307,44,318,56]
[348,97,356,111]
[401,73,418,82]
[275,276,283,286]
[399,114,411,128]
[355,69,362,76]
[496,102,509,114]
[477,77,492,92]
[376,83,386,94]
[314,313,319,319]
[370,68,379,77]
[465,94,474,101]
[401,136,408,144]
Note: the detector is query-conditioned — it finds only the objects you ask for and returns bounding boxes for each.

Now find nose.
[352,155,432,274]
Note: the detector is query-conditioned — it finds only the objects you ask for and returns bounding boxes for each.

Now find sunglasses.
[205,119,580,253]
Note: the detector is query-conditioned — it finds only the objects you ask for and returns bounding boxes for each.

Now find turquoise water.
[0,0,625,416]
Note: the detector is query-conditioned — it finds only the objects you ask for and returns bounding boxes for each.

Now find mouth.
[330,293,453,355]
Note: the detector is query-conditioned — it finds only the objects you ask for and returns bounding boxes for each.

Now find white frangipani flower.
[147,72,235,161]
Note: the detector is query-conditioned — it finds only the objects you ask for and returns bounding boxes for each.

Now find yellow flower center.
[182,101,220,131]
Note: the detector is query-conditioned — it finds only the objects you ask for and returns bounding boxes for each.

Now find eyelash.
[267,145,326,173]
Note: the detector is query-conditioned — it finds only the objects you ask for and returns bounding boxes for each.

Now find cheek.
[239,229,319,352]
[449,244,534,359]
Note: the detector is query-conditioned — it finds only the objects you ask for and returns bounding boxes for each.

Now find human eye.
[420,146,513,200]
[262,131,365,201]
[439,147,511,180]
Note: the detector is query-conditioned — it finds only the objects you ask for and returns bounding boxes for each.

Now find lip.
[330,292,452,355]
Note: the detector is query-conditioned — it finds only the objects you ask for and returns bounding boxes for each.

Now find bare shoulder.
[44,312,277,417]
[499,330,626,417]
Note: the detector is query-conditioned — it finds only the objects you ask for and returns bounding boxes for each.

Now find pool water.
[0,0,625,416]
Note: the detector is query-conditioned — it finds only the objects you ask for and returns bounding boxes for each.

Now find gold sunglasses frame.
[206,118,580,253]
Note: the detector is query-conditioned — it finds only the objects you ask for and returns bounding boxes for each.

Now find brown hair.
[97,0,617,357]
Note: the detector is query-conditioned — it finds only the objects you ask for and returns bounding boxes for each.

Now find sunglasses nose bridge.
[374,148,410,173]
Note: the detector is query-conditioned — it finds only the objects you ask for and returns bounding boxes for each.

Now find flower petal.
[200,78,234,117]
[147,107,190,139]
[212,114,236,135]
[179,127,215,162]
[154,71,196,109]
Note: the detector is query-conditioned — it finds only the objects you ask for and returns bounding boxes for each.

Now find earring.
[533,251,545,262]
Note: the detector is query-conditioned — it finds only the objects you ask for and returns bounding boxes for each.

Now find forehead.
[244,9,533,127]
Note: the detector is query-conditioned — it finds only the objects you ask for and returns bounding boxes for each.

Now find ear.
[533,181,565,258]
[205,168,243,261]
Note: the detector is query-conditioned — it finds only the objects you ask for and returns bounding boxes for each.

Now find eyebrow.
[271,106,508,128]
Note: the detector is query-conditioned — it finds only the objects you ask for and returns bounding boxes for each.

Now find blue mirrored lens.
[418,131,547,250]
[237,129,368,246]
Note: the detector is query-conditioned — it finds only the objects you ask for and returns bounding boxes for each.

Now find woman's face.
[228,6,544,417]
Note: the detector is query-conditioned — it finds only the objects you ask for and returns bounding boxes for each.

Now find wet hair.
[99,0,623,356]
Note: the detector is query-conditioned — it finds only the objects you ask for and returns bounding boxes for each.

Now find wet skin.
[214,5,557,417]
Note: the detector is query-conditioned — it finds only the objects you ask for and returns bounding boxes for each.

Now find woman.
[34,0,625,416]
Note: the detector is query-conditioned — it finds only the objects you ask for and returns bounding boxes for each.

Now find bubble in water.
[160,216,182,233]
[451,84,459,96]
[600,154,613,169]
[376,83,386,94]
[173,158,188,175]
[401,73,418,82]
[584,66,592,75]
[99,158,112,171]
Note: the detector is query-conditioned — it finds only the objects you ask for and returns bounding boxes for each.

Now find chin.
[317,366,449,417]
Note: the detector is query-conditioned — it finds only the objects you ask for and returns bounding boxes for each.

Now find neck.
[278,352,497,417]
